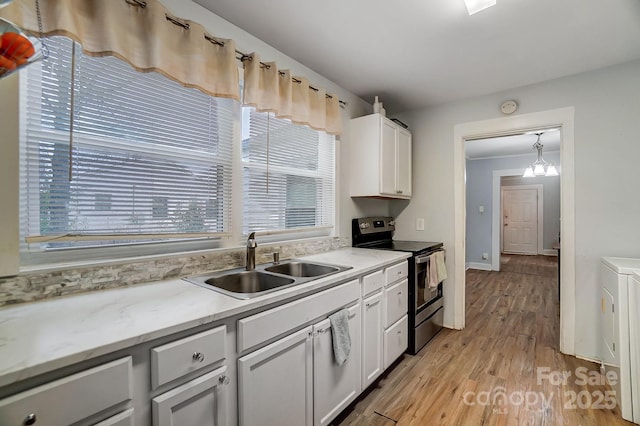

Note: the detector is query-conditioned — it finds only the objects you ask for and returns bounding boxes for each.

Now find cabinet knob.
[23,414,37,425]
[192,352,205,362]
[396,190,403,194]
[218,375,230,385]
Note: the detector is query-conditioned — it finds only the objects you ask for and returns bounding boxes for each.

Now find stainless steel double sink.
[184,260,352,299]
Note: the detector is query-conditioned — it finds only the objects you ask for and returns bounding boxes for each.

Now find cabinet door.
[94,408,134,426]
[152,366,228,426]
[396,128,412,197]
[238,327,313,426]
[379,121,397,196]
[383,315,408,369]
[313,303,361,426]
[362,291,384,389]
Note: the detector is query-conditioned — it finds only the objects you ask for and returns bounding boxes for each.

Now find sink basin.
[265,261,340,277]
[185,270,295,299]
[184,260,352,299]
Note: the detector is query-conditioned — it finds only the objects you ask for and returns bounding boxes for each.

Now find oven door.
[414,252,443,321]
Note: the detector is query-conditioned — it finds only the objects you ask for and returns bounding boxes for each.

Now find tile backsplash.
[0,237,350,307]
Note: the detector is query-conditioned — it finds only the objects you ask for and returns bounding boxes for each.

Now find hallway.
[336,255,631,425]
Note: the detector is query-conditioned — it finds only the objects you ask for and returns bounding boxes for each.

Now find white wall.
[393,59,640,360]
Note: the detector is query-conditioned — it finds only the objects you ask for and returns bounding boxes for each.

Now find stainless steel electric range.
[352,217,445,354]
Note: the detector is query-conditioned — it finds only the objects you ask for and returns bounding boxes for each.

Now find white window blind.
[242,108,335,235]
[20,36,236,253]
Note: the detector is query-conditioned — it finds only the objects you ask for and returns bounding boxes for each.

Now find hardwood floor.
[336,255,633,426]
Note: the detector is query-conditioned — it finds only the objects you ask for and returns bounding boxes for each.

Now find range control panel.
[353,216,395,235]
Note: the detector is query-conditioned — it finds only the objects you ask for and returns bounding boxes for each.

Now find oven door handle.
[416,249,444,264]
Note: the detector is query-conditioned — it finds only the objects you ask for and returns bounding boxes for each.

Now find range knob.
[359,222,369,229]
[388,220,395,226]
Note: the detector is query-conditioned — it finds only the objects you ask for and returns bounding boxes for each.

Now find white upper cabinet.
[350,113,412,199]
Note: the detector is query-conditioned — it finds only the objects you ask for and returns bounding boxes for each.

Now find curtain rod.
[158,11,347,107]
[126,0,347,107]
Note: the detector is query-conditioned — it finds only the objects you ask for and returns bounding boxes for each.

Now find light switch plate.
[416,218,425,231]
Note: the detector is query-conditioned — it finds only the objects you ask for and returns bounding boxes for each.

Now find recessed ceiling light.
[464,0,496,15]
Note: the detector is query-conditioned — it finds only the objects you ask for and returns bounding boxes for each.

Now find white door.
[152,367,228,426]
[379,121,397,196]
[361,291,384,389]
[502,188,538,254]
[313,303,361,426]
[238,327,313,426]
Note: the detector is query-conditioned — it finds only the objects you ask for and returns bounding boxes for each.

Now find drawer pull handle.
[192,352,205,363]
[219,374,230,385]
[23,414,37,425]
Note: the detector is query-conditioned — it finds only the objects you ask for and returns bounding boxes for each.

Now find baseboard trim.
[467,262,492,271]
[542,249,558,256]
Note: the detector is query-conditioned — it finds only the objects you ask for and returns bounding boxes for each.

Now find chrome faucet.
[246,232,257,271]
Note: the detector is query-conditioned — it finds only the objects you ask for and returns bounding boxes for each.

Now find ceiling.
[195,0,640,113]
[465,130,560,160]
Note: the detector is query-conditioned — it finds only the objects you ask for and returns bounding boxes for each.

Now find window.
[241,108,335,234]
[20,36,336,264]
[21,36,236,257]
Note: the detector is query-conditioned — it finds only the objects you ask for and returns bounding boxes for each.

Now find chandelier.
[523,133,559,177]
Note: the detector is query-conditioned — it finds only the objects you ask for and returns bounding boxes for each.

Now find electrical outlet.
[416,218,425,231]
[482,253,488,260]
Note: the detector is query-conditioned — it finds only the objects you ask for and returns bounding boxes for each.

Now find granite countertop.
[0,248,410,387]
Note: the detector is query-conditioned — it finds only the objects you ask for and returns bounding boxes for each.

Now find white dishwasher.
[600,257,640,424]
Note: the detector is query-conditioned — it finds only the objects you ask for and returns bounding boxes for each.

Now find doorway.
[453,107,576,355]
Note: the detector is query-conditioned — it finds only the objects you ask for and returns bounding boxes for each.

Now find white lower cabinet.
[362,291,384,389]
[238,326,314,426]
[238,302,362,426]
[152,366,228,426]
[313,303,361,426]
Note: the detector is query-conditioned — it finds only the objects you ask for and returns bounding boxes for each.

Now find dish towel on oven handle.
[435,250,448,283]
[329,308,351,366]
[427,254,439,288]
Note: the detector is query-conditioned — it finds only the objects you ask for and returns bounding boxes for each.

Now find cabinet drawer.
[238,279,360,352]
[385,262,408,284]
[385,278,408,327]
[151,325,226,389]
[383,315,408,369]
[362,270,384,297]
[0,357,132,426]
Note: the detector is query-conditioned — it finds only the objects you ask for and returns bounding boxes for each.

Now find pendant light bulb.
[545,164,559,176]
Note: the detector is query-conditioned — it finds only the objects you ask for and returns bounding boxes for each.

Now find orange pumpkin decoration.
[0,54,17,75]
[1,32,35,65]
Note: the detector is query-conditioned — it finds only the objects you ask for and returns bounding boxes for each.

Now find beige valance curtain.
[243,53,342,135]
[0,0,239,100]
